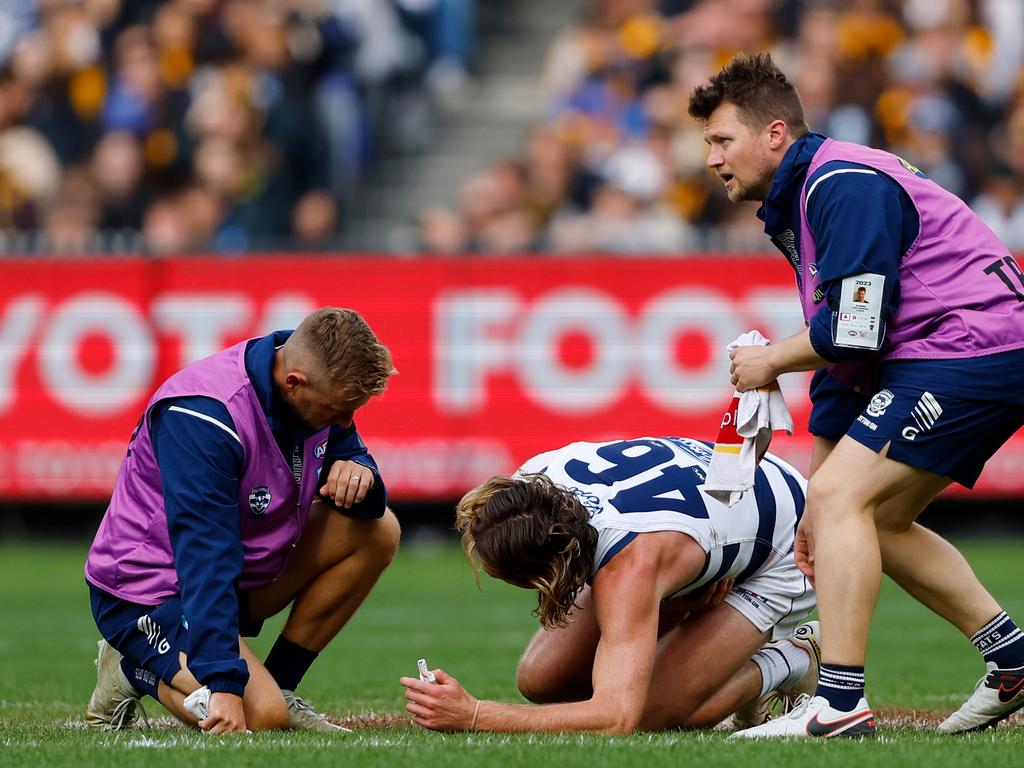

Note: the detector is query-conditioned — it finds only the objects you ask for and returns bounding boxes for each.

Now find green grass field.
[2,537,1022,766]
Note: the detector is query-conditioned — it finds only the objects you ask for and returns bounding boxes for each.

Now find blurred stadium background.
[2,0,1024,541]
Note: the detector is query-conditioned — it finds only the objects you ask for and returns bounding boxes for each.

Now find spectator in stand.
[396,0,476,106]
[422,0,1024,255]
[44,165,100,254]
[0,0,473,254]
[418,207,469,254]
[91,131,148,231]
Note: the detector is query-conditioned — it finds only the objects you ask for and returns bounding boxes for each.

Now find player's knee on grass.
[516,653,590,704]
[516,660,551,703]
[516,647,554,703]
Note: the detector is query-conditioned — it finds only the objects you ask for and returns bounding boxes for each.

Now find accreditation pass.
[834,273,884,349]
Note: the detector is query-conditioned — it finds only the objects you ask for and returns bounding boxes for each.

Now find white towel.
[704,331,793,507]
[183,685,211,720]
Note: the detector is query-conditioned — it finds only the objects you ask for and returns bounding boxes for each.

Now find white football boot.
[938,662,1024,733]
[732,620,822,729]
[281,690,351,732]
[730,694,876,739]
[86,639,148,730]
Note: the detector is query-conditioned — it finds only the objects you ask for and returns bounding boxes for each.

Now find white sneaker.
[85,639,148,730]
[281,690,351,732]
[938,662,1024,733]
[730,694,876,739]
[733,621,822,729]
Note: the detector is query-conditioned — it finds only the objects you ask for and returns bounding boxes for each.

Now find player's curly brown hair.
[688,52,808,136]
[456,473,597,628]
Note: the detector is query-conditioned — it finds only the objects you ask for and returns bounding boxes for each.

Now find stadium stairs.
[344,0,588,252]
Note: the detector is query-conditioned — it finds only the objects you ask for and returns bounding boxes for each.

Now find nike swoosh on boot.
[996,675,1024,704]
[806,709,875,737]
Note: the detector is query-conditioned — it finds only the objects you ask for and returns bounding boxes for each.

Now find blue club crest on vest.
[248,486,272,516]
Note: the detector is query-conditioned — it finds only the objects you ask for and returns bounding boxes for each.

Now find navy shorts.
[89,584,263,687]
[808,369,868,442]
[89,584,188,687]
[808,350,1024,488]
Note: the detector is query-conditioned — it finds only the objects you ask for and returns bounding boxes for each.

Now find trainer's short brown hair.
[688,52,808,136]
[456,474,596,628]
[292,307,396,398]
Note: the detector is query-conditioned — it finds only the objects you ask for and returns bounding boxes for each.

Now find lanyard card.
[834,273,884,349]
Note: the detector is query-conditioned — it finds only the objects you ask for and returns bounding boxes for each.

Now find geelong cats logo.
[248,486,272,516]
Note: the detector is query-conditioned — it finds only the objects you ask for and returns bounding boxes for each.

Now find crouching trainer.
[402,436,818,734]
[85,307,400,733]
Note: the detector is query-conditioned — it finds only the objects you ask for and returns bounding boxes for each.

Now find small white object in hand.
[417,658,437,683]
[183,685,211,720]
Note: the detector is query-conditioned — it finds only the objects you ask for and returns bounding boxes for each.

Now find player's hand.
[729,345,776,392]
[199,692,247,734]
[401,668,477,732]
[703,576,734,608]
[675,577,734,612]
[795,516,815,586]
[320,459,375,509]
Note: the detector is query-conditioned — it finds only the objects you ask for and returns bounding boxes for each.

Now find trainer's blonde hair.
[456,474,596,628]
[288,307,396,397]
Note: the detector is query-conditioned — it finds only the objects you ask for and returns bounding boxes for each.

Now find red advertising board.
[1,255,1022,500]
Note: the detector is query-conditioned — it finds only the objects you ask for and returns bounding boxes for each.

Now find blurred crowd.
[0,0,476,254]
[419,0,1024,255]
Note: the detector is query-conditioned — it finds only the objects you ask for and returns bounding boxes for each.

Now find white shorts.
[723,552,815,641]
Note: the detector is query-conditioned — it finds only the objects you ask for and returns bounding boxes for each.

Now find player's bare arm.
[730,328,827,391]
[401,532,706,733]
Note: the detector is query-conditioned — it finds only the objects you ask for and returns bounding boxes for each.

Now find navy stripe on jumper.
[597,532,638,571]
[735,465,777,584]
[764,455,805,525]
[711,542,742,582]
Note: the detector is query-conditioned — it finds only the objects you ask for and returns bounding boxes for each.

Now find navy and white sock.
[120,657,158,699]
[972,612,1024,670]
[814,663,865,711]
[751,642,812,697]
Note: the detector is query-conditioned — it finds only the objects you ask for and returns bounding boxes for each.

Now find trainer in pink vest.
[797,139,1024,385]
[85,339,330,604]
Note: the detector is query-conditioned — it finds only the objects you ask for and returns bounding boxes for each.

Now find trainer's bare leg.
[809,435,1000,638]
[250,502,401,651]
[808,434,835,475]
[158,640,289,731]
[875,489,1002,637]
[807,436,958,664]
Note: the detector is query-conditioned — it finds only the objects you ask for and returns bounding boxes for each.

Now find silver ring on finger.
[349,474,361,483]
